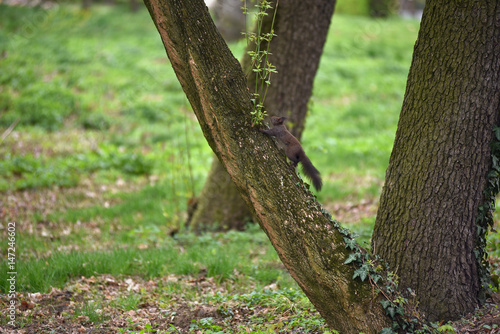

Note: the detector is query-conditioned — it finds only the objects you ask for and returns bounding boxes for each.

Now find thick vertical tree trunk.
[143,0,389,331]
[372,1,500,321]
[188,0,335,231]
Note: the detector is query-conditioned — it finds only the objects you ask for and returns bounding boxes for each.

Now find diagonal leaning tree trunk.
[188,0,335,232]
[372,0,500,321]
[143,0,389,332]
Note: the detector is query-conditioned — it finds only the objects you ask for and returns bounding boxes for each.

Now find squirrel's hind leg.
[289,155,300,169]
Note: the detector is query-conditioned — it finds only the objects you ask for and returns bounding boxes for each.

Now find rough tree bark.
[372,1,500,321]
[143,0,389,332]
[188,0,335,232]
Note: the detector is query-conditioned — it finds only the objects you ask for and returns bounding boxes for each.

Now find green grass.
[0,226,291,293]
[0,4,210,195]
[73,300,109,325]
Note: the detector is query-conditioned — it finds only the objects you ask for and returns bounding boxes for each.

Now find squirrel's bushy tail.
[299,151,322,191]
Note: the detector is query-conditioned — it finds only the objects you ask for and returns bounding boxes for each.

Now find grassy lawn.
[1,3,499,333]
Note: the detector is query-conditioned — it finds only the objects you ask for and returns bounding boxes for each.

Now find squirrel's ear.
[280,116,287,122]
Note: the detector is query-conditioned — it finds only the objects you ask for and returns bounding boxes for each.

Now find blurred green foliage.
[335,0,371,16]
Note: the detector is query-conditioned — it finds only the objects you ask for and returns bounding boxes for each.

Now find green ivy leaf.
[343,253,359,265]
[353,266,368,281]
[371,274,381,283]
[494,126,500,140]
[387,306,396,318]
[343,237,357,250]
[492,155,499,170]
[380,299,391,309]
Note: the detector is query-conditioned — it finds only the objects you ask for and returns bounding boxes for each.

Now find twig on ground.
[1,118,20,144]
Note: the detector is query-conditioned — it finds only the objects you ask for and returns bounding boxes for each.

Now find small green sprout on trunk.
[242,0,279,126]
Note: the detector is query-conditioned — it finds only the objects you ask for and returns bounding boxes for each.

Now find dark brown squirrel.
[260,116,322,191]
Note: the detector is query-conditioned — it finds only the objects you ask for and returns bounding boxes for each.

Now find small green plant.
[217,304,234,318]
[141,324,154,333]
[242,0,279,126]
[118,319,154,333]
[113,293,143,311]
[190,317,223,331]
[73,300,108,324]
